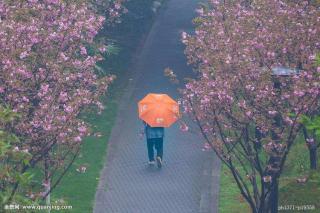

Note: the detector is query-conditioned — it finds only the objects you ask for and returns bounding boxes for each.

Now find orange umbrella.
[138,93,180,127]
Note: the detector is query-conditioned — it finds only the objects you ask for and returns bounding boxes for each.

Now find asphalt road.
[94,0,221,212]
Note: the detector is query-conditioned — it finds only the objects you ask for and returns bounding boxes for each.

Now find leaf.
[105,44,120,56]
[0,141,10,156]
[315,53,320,66]
[18,172,34,186]
[288,112,296,118]
[299,115,311,125]
[23,158,30,166]
[0,193,10,204]
[313,116,320,126]
[94,64,105,74]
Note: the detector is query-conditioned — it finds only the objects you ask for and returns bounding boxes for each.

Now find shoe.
[148,160,155,166]
[156,156,162,168]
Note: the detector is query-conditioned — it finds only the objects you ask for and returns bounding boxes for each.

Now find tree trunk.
[302,126,317,170]
[269,178,279,213]
[309,145,317,170]
[44,156,51,213]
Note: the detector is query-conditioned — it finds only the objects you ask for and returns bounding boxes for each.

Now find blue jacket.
[144,122,164,139]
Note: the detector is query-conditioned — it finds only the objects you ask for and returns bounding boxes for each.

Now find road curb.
[199,150,221,213]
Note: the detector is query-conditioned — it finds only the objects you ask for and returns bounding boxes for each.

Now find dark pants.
[147,138,163,161]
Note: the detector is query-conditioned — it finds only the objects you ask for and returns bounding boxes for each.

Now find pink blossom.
[80,46,87,56]
[58,116,67,122]
[114,3,121,10]
[263,176,272,183]
[46,0,59,4]
[96,101,104,111]
[179,123,189,132]
[308,54,316,60]
[74,136,82,142]
[284,117,293,125]
[181,32,188,43]
[282,48,287,54]
[78,126,87,134]
[22,96,29,102]
[59,132,67,138]
[19,51,28,59]
[202,142,211,151]
[196,8,204,16]
[268,111,278,116]
[60,52,69,61]
[22,149,29,153]
[59,92,68,102]
[245,111,252,117]
[99,46,107,53]
[293,90,305,97]
[38,84,50,97]
[306,138,315,144]
[64,105,73,113]
[44,123,52,131]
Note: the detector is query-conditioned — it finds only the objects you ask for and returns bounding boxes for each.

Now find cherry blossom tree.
[179,1,320,212]
[0,0,121,204]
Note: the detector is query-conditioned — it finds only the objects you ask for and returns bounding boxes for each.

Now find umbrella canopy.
[138,93,180,127]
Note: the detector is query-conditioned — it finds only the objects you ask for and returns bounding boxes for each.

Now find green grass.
[278,139,320,213]
[49,1,166,212]
[218,165,250,213]
[51,98,118,213]
[218,138,320,213]
[279,172,320,213]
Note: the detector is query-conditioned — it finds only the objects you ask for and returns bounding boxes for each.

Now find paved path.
[94,0,221,212]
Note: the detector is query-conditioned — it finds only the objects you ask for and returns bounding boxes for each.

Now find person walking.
[138,93,179,168]
[142,121,164,168]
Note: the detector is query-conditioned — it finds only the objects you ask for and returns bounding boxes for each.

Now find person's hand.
[139,131,144,140]
[139,122,145,140]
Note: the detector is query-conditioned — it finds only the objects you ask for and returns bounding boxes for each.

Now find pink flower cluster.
[180,0,320,176]
[0,0,116,176]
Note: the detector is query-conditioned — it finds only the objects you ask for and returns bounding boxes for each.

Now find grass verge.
[51,98,118,213]
[218,139,320,213]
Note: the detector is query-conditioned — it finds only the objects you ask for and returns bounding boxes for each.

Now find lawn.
[218,164,250,213]
[218,137,320,213]
[50,96,118,213]
[50,1,166,212]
